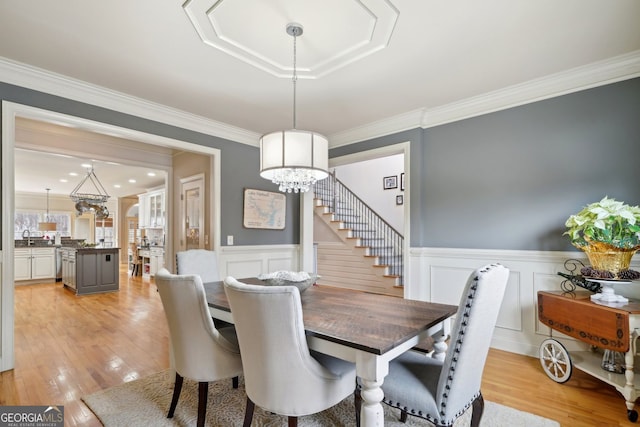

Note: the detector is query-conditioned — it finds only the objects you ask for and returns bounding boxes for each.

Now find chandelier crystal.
[259,23,328,193]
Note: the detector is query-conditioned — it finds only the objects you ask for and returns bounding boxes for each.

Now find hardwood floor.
[1,266,169,426]
[1,265,637,426]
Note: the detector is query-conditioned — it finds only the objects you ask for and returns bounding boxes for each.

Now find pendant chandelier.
[38,188,57,231]
[259,23,329,193]
[70,165,111,218]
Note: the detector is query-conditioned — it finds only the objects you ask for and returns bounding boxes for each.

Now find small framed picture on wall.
[396,195,404,205]
[400,173,405,191]
[383,175,398,190]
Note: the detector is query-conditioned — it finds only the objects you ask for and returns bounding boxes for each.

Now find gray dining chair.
[223,276,358,427]
[155,268,243,427]
[358,263,509,427]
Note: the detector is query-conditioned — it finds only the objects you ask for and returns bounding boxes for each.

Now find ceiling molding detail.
[329,49,640,147]
[182,0,399,79]
[1,50,639,150]
[0,57,261,146]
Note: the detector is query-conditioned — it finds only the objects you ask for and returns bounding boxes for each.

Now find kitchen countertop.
[15,239,86,248]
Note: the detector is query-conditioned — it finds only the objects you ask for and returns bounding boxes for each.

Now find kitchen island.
[61,247,119,295]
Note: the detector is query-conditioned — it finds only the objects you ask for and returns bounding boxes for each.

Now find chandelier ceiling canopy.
[259,23,329,193]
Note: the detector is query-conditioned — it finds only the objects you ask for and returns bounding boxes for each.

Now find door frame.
[1,101,221,372]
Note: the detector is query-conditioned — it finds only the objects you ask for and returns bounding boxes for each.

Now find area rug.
[82,370,559,427]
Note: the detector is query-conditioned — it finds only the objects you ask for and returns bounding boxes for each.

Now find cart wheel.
[628,409,638,422]
[539,338,572,383]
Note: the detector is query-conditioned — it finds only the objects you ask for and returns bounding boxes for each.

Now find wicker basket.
[580,241,638,276]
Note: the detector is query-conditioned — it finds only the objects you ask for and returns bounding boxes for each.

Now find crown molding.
[0,57,261,146]
[2,50,639,150]
[329,50,640,146]
[328,108,424,148]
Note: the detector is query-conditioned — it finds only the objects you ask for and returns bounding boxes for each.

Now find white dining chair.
[155,268,243,427]
[175,249,220,283]
[223,276,358,427]
[358,263,509,427]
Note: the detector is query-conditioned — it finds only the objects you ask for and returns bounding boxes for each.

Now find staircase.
[313,173,404,297]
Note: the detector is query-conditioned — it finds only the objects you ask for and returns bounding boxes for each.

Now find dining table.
[203,278,458,427]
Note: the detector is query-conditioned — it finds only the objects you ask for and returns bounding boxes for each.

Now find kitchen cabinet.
[61,248,76,290]
[150,247,165,276]
[14,247,55,281]
[62,247,119,295]
[138,189,165,229]
[148,191,164,228]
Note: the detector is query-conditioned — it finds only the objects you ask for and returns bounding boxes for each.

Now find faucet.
[22,229,33,246]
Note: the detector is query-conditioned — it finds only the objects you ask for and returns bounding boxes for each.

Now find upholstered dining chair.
[175,249,232,329]
[155,268,243,427]
[223,276,358,427]
[358,263,509,427]
[175,249,220,283]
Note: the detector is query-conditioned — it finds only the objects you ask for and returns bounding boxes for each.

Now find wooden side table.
[538,290,640,422]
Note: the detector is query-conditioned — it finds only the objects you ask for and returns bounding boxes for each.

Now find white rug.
[82,370,559,427]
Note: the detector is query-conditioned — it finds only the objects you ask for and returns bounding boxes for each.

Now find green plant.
[564,197,640,250]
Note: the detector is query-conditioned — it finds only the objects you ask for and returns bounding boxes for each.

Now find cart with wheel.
[538,290,640,422]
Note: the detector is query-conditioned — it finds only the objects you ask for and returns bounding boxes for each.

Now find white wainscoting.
[409,247,640,358]
[216,244,640,359]
[217,244,300,280]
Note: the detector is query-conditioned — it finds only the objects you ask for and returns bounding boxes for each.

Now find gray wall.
[331,77,640,251]
[3,77,639,251]
[0,82,299,248]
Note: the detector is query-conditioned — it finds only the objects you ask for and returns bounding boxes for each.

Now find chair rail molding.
[408,247,640,357]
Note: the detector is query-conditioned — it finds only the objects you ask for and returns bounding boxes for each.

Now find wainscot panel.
[218,245,299,280]
[408,247,640,357]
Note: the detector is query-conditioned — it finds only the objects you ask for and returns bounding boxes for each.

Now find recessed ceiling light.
[81,163,92,169]
[147,172,156,177]
[69,172,78,176]
[114,184,121,188]
[59,179,68,183]
[129,179,136,183]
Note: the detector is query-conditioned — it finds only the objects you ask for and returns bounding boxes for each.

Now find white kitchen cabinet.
[138,193,148,228]
[14,247,55,281]
[149,247,164,276]
[138,189,165,229]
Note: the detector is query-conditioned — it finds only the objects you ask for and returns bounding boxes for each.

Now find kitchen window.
[14,211,71,239]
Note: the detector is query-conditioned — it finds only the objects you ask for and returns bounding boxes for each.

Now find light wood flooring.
[1,265,637,426]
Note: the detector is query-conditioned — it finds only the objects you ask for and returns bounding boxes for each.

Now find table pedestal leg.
[359,378,385,426]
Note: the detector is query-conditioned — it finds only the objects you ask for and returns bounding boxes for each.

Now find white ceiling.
[2,1,640,197]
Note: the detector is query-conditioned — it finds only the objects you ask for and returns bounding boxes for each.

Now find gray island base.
[61,247,120,295]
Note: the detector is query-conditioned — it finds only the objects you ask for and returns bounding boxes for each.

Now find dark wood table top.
[204,279,458,355]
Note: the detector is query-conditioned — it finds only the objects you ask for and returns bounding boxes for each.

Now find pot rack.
[70,166,110,216]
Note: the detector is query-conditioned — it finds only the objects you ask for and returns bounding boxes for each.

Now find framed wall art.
[400,173,405,191]
[396,195,404,205]
[243,188,286,229]
[383,175,398,190]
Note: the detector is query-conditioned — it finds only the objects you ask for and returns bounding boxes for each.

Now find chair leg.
[197,382,208,427]
[400,410,408,423]
[354,382,362,427]
[232,376,239,389]
[167,373,183,418]
[288,416,298,427]
[470,393,485,427]
[243,397,255,427]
